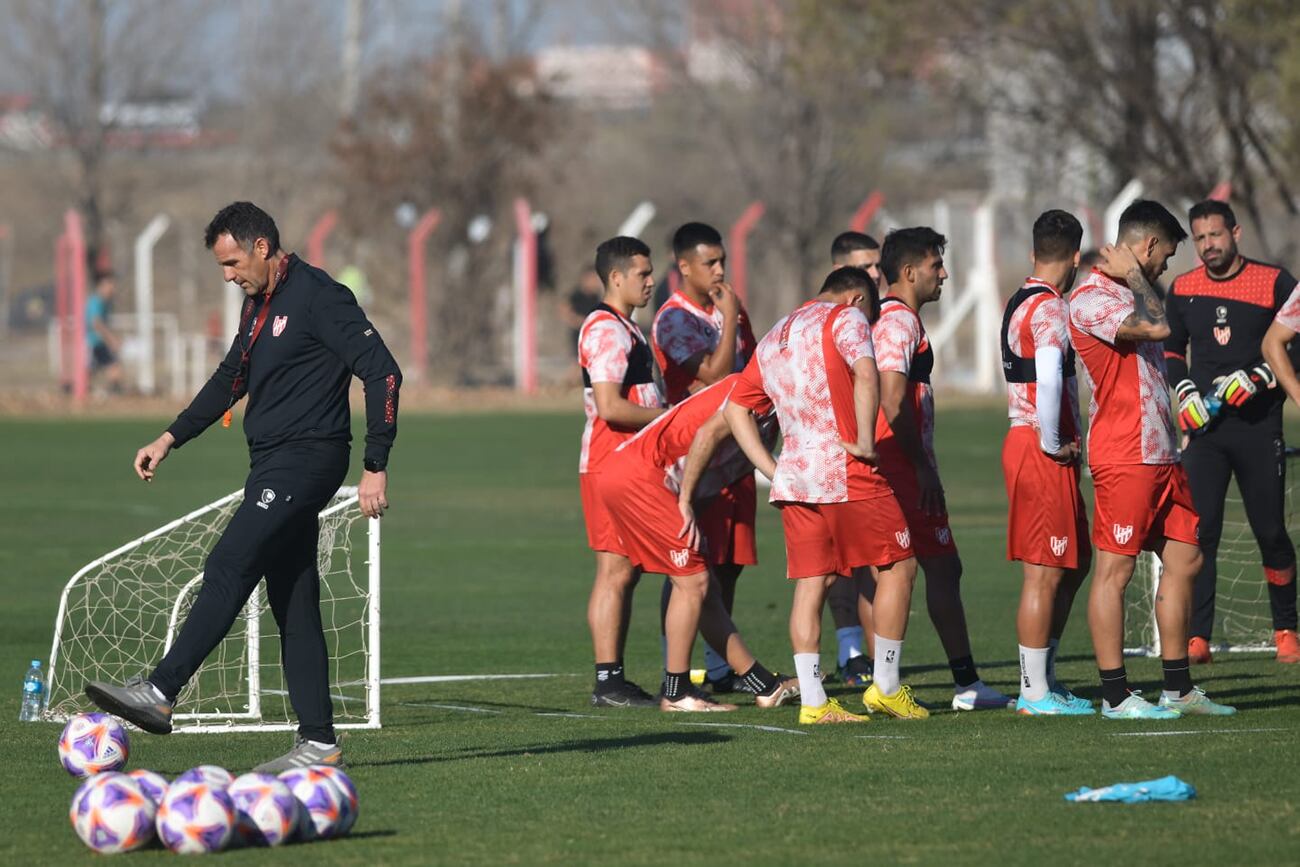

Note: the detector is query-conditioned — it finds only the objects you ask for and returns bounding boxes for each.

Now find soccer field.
[1,407,1297,864]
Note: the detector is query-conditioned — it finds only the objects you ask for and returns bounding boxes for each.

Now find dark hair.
[1188,199,1237,230]
[93,269,116,284]
[672,222,723,259]
[204,201,281,253]
[821,266,880,323]
[1117,199,1187,245]
[831,231,879,265]
[880,227,946,285]
[1032,209,1083,262]
[594,236,651,287]
[1078,248,1103,272]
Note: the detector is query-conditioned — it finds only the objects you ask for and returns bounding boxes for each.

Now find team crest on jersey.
[1214,325,1231,345]
[1112,523,1134,545]
[272,315,288,337]
[895,529,911,549]
[669,549,690,569]
[1050,536,1068,557]
[935,526,951,546]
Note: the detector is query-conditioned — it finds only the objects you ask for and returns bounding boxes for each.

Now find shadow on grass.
[352,731,731,768]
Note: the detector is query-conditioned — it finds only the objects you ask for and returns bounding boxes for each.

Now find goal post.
[43,487,380,733]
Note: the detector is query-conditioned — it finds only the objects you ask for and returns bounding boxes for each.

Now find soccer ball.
[228,772,301,847]
[314,765,358,835]
[127,769,169,806]
[69,772,156,854]
[174,764,233,789]
[58,712,129,777]
[280,766,350,840]
[155,781,236,854]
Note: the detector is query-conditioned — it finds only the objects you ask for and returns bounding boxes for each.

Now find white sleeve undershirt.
[1034,346,1064,453]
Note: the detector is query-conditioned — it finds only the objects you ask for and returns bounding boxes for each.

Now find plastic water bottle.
[19,659,43,722]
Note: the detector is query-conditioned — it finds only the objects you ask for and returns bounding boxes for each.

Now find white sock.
[1047,638,1060,686]
[307,739,336,750]
[704,644,730,681]
[1019,645,1050,702]
[793,652,827,707]
[836,626,865,667]
[873,635,903,696]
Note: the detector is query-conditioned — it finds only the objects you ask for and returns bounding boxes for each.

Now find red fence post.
[1208,181,1232,202]
[65,210,89,403]
[513,198,538,395]
[55,232,70,391]
[849,191,884,233]
[728,201,765,305]
[406,208,442,383]
[306,209,338,268]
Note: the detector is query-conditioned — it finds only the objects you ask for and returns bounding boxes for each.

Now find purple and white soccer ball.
[127,768,169,806]
[228,772,301,848]
[58,712,129,778]
[155,780,236,854]
[279,766,350,840]
[69,772,156,854]
[313,765,358,835]
[174,764,233,789]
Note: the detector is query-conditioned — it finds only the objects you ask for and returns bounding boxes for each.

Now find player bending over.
[579,237,666,708]
[600,376,797,711]
[1069,199,1234,719]
[871,228,1012,711]
[686,266,927,724]
[1000,210,1094,715]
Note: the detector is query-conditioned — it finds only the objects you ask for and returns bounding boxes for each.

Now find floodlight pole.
[134,214,170,395]
[1105,178,1144,243]
[728,201,765,305]
[513,197,538,395]
[406,207,442,383]
[306,209,338,268]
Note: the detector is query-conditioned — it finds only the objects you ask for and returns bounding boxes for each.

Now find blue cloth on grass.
[1065,775,1196,803]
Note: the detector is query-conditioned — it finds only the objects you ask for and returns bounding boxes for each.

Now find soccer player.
[651,222,759,692]
[873,227,1012,711]
[579,236,667,708]
[1166,200,1299,665]
[689,265,928,723]
[1069,199,1234,718]
[600,376,797,711]
[1000,210,1093,715]
[825,231,886,685]
[85,201,402,770]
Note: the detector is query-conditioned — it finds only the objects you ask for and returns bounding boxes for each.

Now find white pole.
[189,334,206,394]
[223,281,241,342]
[972,197,1000,394]
[1105,178,1144,244]
[617,201,656,239]
[166,318,184,398]
[367,515,382,728]
[133,214,170,394]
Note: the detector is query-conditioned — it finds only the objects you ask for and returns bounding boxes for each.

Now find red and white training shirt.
[1274,283,1300,333]
[578,306,665,474]
[1005,279,1081,437]
[651,290,757,405]
[730,300,895,504]
[872,298,937,469]
[1068,269,1178,466]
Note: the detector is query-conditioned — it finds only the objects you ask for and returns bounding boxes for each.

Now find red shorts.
[778,495,914,580]
[695,473,758,567]
[1002,426,1090,569]
[1091,462,1200,556]
[598,466,707,577]
[579,472,626,556]
[876,457,958,559]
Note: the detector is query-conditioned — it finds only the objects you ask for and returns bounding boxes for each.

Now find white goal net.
[43,487,380,732]
[1125,450,1296,656]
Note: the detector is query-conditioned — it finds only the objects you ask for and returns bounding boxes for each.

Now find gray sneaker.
[253,735,344,774]
[84,675,174,734]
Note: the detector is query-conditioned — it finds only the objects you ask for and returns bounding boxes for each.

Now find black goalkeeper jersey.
[1164,258,1297,422]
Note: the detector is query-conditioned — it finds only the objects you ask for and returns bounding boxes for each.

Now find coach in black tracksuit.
[1165,200,1297,657]
[91,202,400,768]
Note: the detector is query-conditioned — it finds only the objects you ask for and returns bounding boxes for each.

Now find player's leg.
[828,575,872,685]
[695,573,797,707]
[1181,430,1231,661]
[587,551,654,707]
[1151,536,1235,716]
[1086,548,1164,718]
[920,552,1011,710]
[661,568,735,711]
[1017,561,1064,699]
[1229,424,1299,662]
[861,555,929,718]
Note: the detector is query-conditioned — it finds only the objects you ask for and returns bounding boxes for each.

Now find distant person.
[86,271,125,393]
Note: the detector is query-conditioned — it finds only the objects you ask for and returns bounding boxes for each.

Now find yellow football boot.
[798,697,870,724]
[862,683,930,719]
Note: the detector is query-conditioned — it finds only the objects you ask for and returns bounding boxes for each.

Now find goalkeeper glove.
[1212,364,1277,408]
[1175,379,1213,434]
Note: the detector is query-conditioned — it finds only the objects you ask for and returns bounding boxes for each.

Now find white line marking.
[381,673,573,685]
[535,712,606,720]
[398,702,503,715]
[1109,727,1288,737]
[265,688,358,703]
[676,722,808,736]
[855,735,909,740]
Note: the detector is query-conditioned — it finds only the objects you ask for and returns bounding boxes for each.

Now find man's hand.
[916,463,946,517]
[358,469,389,518]
[133,432,175,482]
[677,498,701,551]
[1044,442,1080,466]
[1097,243,1141,281]
[1175,379,1213,434]
[1213,364,1276,407]
[709,282,740,319]
[841,439,878,465]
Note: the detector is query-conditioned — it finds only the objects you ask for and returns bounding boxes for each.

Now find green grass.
[1,408,1297,865]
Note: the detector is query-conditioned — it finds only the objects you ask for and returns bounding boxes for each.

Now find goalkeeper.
[1164,199,1298,665]
[84,201,402,770]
